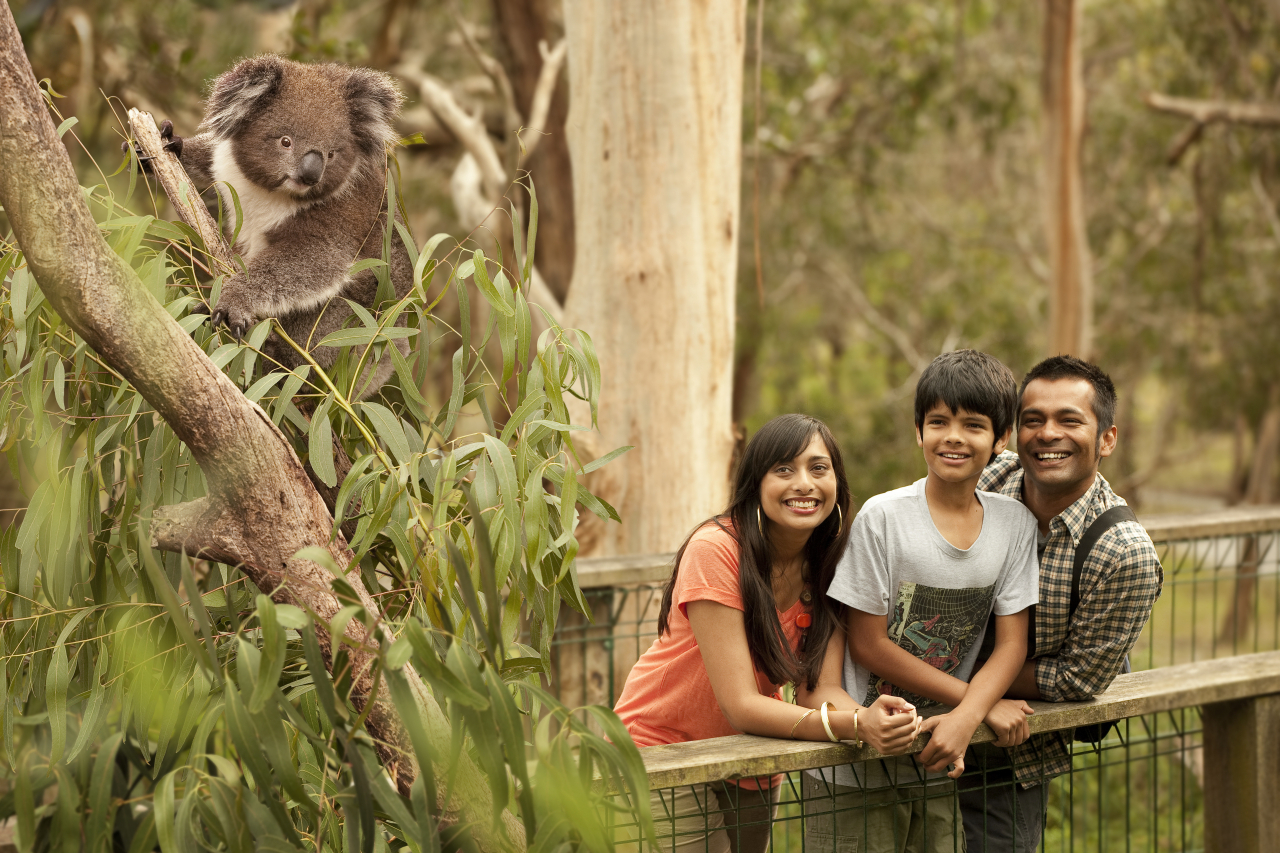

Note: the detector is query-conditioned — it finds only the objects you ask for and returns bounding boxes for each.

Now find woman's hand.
[850,694,921,755]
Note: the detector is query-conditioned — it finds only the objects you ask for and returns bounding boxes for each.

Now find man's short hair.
[914,350,1018,440]
[1019,355,1117,432]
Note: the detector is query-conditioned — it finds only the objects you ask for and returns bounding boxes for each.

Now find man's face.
[1016,378,1117,495]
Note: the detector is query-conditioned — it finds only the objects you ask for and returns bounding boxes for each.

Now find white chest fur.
[210,139,305,262]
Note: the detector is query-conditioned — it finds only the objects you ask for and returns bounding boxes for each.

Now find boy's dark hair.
[1019,355,1118,433]
[914,350,1018,445]
[657,414,852,692]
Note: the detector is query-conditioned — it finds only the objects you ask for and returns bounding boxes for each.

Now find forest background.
[0,0,1276,850]
[7,0,1280,527]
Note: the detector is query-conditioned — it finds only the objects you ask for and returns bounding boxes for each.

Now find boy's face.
[916,401,1010,485]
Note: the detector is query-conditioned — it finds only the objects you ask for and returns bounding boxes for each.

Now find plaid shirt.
[978,451,1164,785]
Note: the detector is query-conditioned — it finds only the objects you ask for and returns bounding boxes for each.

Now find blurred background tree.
[5,0,1280,519]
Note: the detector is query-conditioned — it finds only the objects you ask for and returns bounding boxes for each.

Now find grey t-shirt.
[818,477,1039,788]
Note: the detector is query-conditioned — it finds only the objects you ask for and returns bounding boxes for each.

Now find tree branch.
[127,109,236,277]
[1146,92,1280,128]
[518,39,567,163]
[396,62,565,324]
[0,14,520,850]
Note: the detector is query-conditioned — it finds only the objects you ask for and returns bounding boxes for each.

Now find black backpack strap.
[1070,505,1138,616]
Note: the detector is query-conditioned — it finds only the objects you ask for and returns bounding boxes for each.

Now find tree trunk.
[491,0,576,304]
[1042,0,1093,358]
[0,10,520,849]
[1220,384,1280,644]
[561,0,744,557]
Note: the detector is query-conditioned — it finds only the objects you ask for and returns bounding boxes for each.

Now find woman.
[614,414,921,853]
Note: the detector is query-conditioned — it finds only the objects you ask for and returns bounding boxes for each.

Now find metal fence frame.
[555,505,1280,853]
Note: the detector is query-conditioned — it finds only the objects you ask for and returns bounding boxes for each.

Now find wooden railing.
[573,506,1280,853]
[632,651,1280,853]
[574,503,1280,591]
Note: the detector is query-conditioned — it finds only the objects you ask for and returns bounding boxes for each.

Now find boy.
[804,350,1039,852]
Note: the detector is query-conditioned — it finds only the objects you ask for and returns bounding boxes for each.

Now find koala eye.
[327,151,335,160]
[280,136,292,149]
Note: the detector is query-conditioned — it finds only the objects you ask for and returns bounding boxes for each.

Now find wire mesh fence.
[561,507,1280,853]
[606,706,1207,853]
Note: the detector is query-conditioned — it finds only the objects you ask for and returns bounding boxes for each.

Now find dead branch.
[128,109,236,277]
[1146,92,1280,128]
[519,39,567,163]
[396,62,564,323]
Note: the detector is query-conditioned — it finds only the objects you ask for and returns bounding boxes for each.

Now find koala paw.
[121,119,183,173]
[209,302,257,343]
[159,119,184,158]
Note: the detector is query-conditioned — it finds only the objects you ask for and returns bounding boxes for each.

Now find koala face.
[202,56,402,203]
[234,81,360,201]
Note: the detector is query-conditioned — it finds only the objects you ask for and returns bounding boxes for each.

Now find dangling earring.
[836,504,843,531]
[757,505,765,537]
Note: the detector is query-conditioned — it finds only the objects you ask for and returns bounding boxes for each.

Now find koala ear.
[345,68,404,156]
[203,55,286,139]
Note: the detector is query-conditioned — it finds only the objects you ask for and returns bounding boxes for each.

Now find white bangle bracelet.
[819,701,839,743]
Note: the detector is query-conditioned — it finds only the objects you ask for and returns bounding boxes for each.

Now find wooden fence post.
[1202,693,1280,853]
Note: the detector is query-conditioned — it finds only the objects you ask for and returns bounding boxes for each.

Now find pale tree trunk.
[561,0,744,562]
[1220,384,1280,644]
[1042,0,1094,358]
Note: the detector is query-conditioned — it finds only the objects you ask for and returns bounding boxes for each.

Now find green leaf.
[361,401,413,465]
[250,597,286,713]
[315,325,418,348]
[308,393,337,488]
[471,249,515,317]
[89,733,127,853]
[581,444,634,474]
[56,116,79,138]
[274,604,310,629]
[65,647,110,764]
[45,641,69,763]
[349,257,389,276]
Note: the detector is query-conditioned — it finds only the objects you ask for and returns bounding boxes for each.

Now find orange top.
[613,522,806,789]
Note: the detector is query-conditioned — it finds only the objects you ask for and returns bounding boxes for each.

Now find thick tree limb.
[0,11,520,850]
[1145,92,1280,128]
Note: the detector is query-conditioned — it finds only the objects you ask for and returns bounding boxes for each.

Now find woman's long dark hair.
[657,414,852,691]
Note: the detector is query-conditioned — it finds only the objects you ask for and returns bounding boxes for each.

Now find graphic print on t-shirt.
[863,581,996,709]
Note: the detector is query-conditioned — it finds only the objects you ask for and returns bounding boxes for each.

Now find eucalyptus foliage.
[0,136,649,851]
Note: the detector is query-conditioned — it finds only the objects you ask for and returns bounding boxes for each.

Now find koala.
[159,55,414,398]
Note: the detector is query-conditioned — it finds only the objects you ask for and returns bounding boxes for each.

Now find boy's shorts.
[802,773,966,853]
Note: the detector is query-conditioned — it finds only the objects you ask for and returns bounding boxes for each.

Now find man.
[959,355,1164,853]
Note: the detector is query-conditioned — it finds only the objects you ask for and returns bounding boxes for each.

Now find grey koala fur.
[167,55,413,398]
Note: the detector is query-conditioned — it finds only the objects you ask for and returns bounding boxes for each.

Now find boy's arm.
[918,609,1029,776]
[846,609,968,708]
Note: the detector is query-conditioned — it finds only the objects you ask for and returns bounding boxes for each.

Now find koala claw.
[210,305,255,343]
[122,120,184,173]
[159,120,184,158]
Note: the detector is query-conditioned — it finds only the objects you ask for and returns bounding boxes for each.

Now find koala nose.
[298,150,325,186]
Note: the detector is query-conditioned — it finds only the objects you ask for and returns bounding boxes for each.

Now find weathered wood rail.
[632,650,1280,853]
[574,503,1280,590]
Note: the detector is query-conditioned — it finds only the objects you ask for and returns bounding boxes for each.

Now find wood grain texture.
[632,651,1280,790]
[1203,693,1280,853]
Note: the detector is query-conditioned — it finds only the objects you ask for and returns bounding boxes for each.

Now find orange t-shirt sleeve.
[674,525,744,618]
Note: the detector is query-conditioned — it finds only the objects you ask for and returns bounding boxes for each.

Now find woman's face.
[758,433,837,543]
